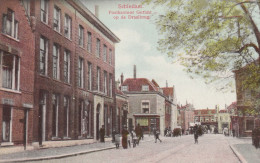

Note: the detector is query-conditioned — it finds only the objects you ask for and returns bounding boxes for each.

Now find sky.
[83,0,236,109]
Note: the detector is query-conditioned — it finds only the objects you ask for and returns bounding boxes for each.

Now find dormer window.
[142,85,149,91]
[121,86,128,91]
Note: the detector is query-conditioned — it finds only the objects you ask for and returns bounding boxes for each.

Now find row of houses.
[116,66,178,135]
[0,0,179,148]
[0,0,120,147]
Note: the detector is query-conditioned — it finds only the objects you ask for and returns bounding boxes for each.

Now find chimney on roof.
[166,80,168,87]
[95,5,99,18]
[120,73,124,85]
[133,65,136,79]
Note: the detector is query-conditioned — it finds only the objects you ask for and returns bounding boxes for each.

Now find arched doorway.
[96,104,100,140]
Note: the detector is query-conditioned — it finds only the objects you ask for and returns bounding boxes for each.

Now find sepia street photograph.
[0,0,260,162]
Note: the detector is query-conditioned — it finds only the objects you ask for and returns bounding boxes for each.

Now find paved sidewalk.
[0,135,155,162]
[227,136,260,163]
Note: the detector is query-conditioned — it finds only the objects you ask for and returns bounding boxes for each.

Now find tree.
[143,0,260,91]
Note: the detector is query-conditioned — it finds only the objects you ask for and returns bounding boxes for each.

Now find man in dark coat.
[194,124,199,144]
[122,126,129,149]
[135,123,142,142]
[99,125,105,143]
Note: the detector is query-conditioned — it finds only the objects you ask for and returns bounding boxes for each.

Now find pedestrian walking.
[194,131,199,144]
[99,125,105,143]
[135,123,142,142]
[127,131,131,148]
[122,126,129,149]
[154,129,162,143]
[232,129,235,137]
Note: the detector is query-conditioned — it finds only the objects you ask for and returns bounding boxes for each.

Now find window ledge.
[0,88,21,94]
[40,21,51,28]
[2,33,19,42]
[1,142,14,146]
[53,29,62,36]
[64,36,72,42]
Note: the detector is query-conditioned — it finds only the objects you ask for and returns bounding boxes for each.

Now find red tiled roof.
[151,79,160,88]
[162,87,174,97]
[227,102,237,111]
[194,109,216,115]
[122,78,158,92]
[219,110,227,113]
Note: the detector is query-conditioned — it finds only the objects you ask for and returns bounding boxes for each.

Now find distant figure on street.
[99,125,105,143]
[112,129,116,143]
[154,129,162,143]
[193,124,199,144]
[232,129,235,137]
[122,126,129,149]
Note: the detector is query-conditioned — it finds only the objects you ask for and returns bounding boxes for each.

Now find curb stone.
[229,145,248,163]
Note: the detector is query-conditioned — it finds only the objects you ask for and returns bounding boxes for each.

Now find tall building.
[177,103,195,132]
[0,0,35,146]
[28,0,119,143]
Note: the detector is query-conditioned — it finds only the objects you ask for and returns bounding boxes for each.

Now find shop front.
[134,114,160,134]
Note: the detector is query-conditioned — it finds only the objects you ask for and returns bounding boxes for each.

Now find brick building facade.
[177,103,195,132]
[0,0,35,146]
[28,0,119,143]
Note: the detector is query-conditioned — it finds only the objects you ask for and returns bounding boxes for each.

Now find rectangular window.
[79,25,84,46]
[109,74,112,97]
[64,50,70,83]
[64,14,71,39]
[97,67,100,91]
[53,44,60,80]
[2,9,19,39]
[121,86,128,91]
[109,49,112,65]
[40,36,48,75]
[41,0,48,23]
[104,71,107,95]
[64,96,70,137]
[103,45,107,62]
[142,85,149,91]
[2,106,12,142]
[96,39,100,57]
[142,102,149,113]
[78,57,84,88]
[22,0,30,16]
[52,94,59,137]
[88,62,92,90]
[0,51,20,90]
[87,32,92,53]
[53,6,60,32]
[246,119,254,131]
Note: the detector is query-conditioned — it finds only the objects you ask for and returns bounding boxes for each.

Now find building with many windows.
[29,0,119,144]
[177,103,195,132]
[0,0,35,146]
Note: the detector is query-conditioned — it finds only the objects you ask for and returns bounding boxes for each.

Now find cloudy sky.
[83,0,236,109]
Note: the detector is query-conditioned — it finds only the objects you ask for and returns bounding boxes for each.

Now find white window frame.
[79,25,84,47]
[142,85,149,91]
[53,6,60,32]
[121,86,128,91]
[2,9,19,39]
[88,62,92,90]
[109,49,112,65]
[0,51,20,91]
[40,0,48,24]
[64,14,71,39]
[53,44,60,80]
[96,38,100,57]
[40,37,48,75]
[64,50,70,83]
[87,32,92,53]
[103,45,107,62]
[78,58,84,88]
[141,100,150,114]
[97,67,100,91]
[22,0,30,16]
[109,74,112,97]
[104,71,107,95]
